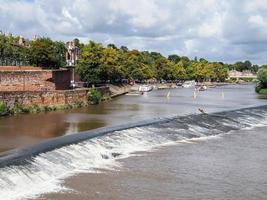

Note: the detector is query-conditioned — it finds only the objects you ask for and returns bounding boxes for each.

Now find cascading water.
[0,106,267,200]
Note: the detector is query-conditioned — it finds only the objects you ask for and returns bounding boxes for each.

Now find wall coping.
[0,66,68,72]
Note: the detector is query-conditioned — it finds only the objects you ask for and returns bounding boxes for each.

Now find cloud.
[1,0,267,64]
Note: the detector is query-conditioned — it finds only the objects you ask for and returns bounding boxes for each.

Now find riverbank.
[131,81,253,92]
[0,84,131,117]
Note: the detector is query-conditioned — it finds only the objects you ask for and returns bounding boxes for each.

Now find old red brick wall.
[0,67,72,91]
[0,89,89,107]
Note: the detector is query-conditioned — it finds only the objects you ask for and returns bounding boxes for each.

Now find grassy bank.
[0,100,88,117]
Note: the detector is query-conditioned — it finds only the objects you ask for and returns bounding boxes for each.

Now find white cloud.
[0,0,267,64]
[248,15,267,28]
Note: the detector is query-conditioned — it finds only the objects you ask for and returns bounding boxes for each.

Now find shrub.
[87,88,102,104]
[10,103,24,115]
[258,68,267,88]
[73,100,85,108]
[0,101,9,116]
[259,88,267,94]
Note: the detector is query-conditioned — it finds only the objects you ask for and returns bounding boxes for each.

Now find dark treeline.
[0,33,262,84]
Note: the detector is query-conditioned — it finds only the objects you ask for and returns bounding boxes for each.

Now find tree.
[53,41,67,68]
[76,41,104,84]
[168,54,181,63]
[28,38,65,68]
[99,46,125,82]
[107,43,118,50]
[257,68,267,88]
[120,46,128,53]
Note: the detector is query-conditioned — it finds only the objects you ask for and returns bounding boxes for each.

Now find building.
[65,40,80,87]
[18,36,26,46]
[228,70,256,78]
[66,40,79,67]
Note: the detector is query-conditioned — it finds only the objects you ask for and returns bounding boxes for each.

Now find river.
[0,84,267,200]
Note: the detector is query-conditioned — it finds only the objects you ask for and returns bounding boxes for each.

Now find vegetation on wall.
[0,100,88,117]
[87,88,102,104]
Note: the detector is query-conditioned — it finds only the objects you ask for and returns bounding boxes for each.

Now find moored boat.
[182,80,196,88]
[138,85,153,92]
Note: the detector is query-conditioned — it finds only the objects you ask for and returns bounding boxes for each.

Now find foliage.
[0,101,9,116]
[0,32,263,84]
[28,38,66,68]
[76,41,104,84]
[87,88,102,104]
[256,67,267,94]
[257,68,267,87]
[0,34,66,68]
[228,60,259,73]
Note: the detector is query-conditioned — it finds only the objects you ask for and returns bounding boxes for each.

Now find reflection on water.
[0,84,266,153]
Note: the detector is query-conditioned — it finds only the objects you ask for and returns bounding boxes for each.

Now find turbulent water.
[0,105,267,200]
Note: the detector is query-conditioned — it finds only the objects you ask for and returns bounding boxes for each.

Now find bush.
[0,101,9,116]
[10,103,24,115]
[259,88,267,94]
[256,86,267,94]
[73,100,86,108]
[258,68,267,88]
[87,88,102,104]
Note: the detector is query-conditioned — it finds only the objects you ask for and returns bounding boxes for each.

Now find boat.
[196,85,208,91]
[199,85,208,91]
[138,85,153,92]
[182,80,196,88]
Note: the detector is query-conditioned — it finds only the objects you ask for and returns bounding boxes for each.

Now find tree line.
[76,41,236,84]
[0,33,263,84]
[0,34,66,68]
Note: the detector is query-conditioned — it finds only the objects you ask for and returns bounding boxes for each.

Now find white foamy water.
[0,108,267,200]
[0,126,176,200]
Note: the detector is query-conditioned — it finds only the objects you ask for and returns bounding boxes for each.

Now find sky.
[1,0,267,64]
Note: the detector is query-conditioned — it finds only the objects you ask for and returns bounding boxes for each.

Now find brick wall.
[0,67,72,91]
[0,85,130,108]
[0,89,89,107]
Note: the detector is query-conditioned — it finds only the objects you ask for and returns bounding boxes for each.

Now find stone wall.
[0,67,72,91]
[0,84,130,108]
[0,89,89,107]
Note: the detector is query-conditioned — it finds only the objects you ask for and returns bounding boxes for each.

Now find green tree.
[168,54,181,63]
[257,68,267,88]
[76,41,104,84]
[99,46,125,82]
[28,38,65,68]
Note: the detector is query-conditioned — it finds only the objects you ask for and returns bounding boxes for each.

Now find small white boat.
[138,85,153,92]
[182,81,196,88]
[196,85,208,91]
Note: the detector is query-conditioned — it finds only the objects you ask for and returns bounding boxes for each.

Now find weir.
[0,105,267,168]
[0,105,267,200]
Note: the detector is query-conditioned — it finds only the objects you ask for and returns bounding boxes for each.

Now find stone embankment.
[0,84,131,108]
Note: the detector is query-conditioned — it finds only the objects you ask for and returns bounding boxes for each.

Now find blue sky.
[1,0,267,64]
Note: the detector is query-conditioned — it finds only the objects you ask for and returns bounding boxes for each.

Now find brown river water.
[0,84,267,200]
